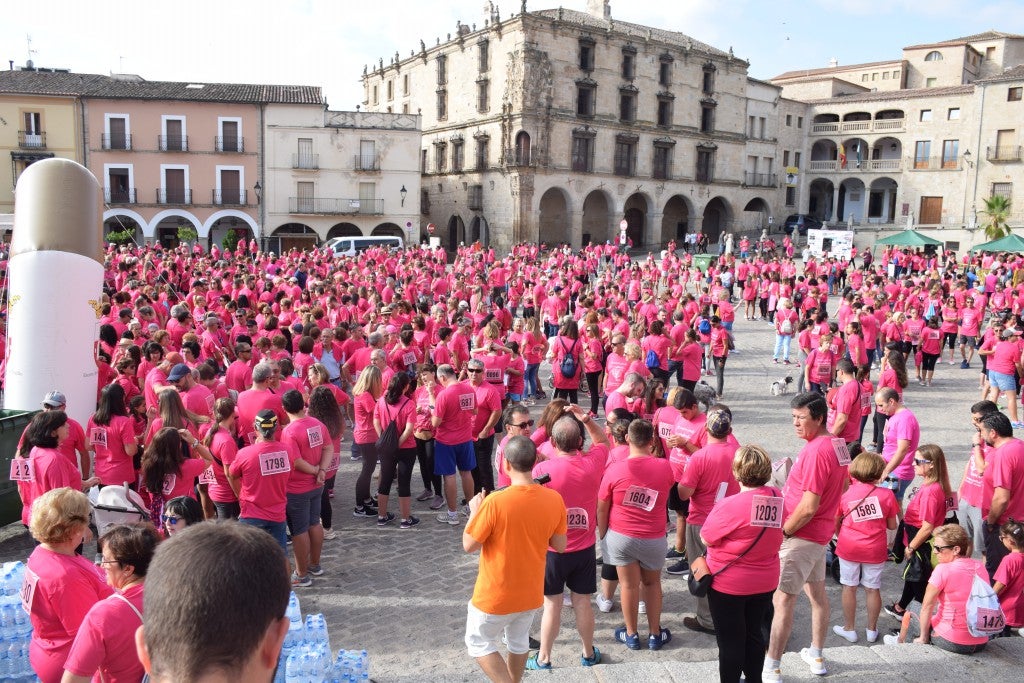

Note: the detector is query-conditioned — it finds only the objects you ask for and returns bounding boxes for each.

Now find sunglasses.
[933,545,955,553]
[467,368,483,373]
[913,458,932,465]
[510,420,534,429]
[162,515,183,525]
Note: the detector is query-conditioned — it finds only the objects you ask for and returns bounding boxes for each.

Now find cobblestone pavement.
[0,296,993,682]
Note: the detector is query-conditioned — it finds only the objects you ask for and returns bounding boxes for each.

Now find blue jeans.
[238,517,288,552]
[524,363,540,397]
[773,334,792,361]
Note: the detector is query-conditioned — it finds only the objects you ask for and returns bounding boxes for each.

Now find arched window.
[515,131,531,165]
[924,51,943,62]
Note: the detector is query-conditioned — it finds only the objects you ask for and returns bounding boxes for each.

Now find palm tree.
[981,195,1012,240]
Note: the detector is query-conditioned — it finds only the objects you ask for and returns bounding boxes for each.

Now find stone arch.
[201,210,258,239]
[102,210,145,244]
[840,137,870,169]
[537,187,571,246]
[701,196,732,244]
[270,223,319,254]
[515,131,532,165]
[837,178,867,224]
[327,223,363,239]
[149,209,202,248]
[660,194,694,246]
[469,216,490,247]
[742,197,770,232]
[446,214,466,251]
[808,178,836,221]
[582,189,613,246]
[372,222,404,238]
[623,192,653,247]
[868,177,899,224]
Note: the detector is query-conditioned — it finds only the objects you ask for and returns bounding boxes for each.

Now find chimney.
[586,0,611,20]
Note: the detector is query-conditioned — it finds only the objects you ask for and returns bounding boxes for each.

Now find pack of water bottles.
[0,562,34,682]
[275,592,370,683]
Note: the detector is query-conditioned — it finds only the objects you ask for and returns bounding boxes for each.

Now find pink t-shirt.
[494,435,513,489]
[668,414,708,480]
[153,458,207,502]
[533,444,609,552]
[995,552,1024,627]
[701,486,785,595]
[678,441,740,525]
[17,447,82,527]
[468,382,503,439]
[434,381,477,445]
[604,353,630,393]
[958,445,986,508]
[87,415,137,487]
[903,481,948,529]
[835,482,899,564]
[229,440,300,522]
[63,583,145,683]
[982,437,1024,524]
[282,416,329,494]
[783,434,849,544]
[206,427,239,504]
[826,380,862,444]
[374,396,417,449]
[25,547,113,683]
[599,456,675,539]
[882,409,920,481]
[352,391,379,445]
[928,558,991,645]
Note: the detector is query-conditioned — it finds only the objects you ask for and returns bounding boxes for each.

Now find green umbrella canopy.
[874,230,944,248]
[970,232,1024,253]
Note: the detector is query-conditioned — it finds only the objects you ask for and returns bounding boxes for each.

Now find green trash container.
[692,254,717,272]
[0,409,39,526]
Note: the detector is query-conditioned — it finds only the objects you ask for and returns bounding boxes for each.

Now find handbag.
[688,524,768,598]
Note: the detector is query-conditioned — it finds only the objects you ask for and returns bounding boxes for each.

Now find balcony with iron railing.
[810,119,906,135]
[743,172,777,187]
[213,189,247,206]
[353,155,380,171]
[215,136,244,153]
[18,131,46,149]
[158,135,188,152]
[156,188,192,204]
[288,197,383,215]
[987,146,1022,162]
[101,134,132,151]
[104,188,136,204]
[292,154,319,170]
[807,159,904,172]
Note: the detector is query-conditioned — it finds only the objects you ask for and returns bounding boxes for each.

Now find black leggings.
[554,387,578,404]
[415,437,443,494]
[355,441,379,506]
[921,352,940,372]
[898,525,932,609]
[320,473,336,529]
[584,371,601,414]
[707,588,774,683]
[378,446,417,497]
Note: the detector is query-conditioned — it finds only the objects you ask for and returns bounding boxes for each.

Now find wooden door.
[919,197,943,225]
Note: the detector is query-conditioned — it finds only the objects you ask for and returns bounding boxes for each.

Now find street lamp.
[400,185,408,207]
[254,181,262,203]
[962,150,973,168]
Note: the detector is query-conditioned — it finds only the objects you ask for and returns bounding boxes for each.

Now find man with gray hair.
[433,364,478,525]
[236,363,287,445]
[341,331,383,387]
[605,372,645,415]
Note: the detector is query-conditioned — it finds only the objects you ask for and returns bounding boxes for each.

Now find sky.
[3,0,1023,109]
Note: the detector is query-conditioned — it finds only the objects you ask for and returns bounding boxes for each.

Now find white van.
[324,235,404,257]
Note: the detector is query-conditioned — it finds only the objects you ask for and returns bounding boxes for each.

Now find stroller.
[90,483,150,535]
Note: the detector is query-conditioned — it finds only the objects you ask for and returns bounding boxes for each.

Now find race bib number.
[458,393,475,411]
[9,459,34,483]
[859,392,871,411]
[259,450,291,476]
[198,466,217,485]
[245,431,257,446]
[566,507,589,530]
[622,485,658,512]
[976,607,1005,633]
[945,493,959,512]
[832,438,851,466]
[850,496,883,522]
[750,495,784,528]
[658,422,673,439]
[20,569,38,614]
[307,427,324,449]
[327,452,341,472]
[90,427,108,448]
[402,352,417,367]
[162,474,177,496]
[816,363,832,380]
[483,368,500,383]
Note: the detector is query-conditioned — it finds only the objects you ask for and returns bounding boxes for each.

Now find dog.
[693,380,717,411]
[770,375,794,396]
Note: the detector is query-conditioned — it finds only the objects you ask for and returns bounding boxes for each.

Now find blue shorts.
[434,440,476,476]
[286,487,323,535]
[988,370,1017,392]
[238,517,288,553]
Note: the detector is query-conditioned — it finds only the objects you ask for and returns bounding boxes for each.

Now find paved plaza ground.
[2,293,1023,681]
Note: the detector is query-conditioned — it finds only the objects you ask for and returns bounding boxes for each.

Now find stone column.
[569,209,583,250]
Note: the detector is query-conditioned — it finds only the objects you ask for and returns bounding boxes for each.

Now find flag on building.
[856,142,862,168]
[838,143,847,169]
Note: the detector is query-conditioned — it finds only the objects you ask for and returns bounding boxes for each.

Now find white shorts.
[464,601,537,658]
[838,558,885,589]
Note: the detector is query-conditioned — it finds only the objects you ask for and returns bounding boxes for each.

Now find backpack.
[645,349,660,369]
[698,319,712,335]
[559,338,578,377]
[374,400,404,459]
[793,288,805,305]
[780,316,794,335]
[966,570,1006,637]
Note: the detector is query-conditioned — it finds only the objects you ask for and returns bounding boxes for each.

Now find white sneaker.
[800,648,826,676]
[883,634,900,645]
[832,625,858,643]
[762,664,783,682]
[866,629,879,643]
[595,594,613,613]
[638,600,647,615]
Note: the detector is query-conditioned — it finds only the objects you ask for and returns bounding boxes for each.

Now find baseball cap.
[1002,328,1019,339]
[254,409,279,432]
[706,408,733,438]
[41,391,66,408]
[167,363,192,382]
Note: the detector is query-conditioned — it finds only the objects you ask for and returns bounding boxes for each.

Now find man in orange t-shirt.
[463,436,566,682]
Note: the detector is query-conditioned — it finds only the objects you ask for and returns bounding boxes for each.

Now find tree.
[222,228,241,253]
[105,228,134,245]
[981,195,1012,240]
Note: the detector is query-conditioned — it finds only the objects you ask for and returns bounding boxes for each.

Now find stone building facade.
[362,2,791,252]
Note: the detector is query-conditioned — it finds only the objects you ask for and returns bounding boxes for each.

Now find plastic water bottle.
[284,651,302,683]
[287,593,302,628]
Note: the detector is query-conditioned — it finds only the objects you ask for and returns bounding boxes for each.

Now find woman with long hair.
[144,389,206,446]
[885,444,953,621]
[373,373,419,528]
[139,427,214,525]
[204,397,240,520]
[308,385,344,540]
[522,316,546,400]
[352,364,385,517]
[86,383,139,488]
[549,318,582,404]
[412,365,444,510]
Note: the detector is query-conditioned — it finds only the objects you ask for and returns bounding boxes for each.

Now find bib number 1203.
[751,495,784,528]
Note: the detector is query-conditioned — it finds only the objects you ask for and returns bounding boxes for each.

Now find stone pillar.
[569,209,583,250]
[648,212,664,248]
[831,186,841,222]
